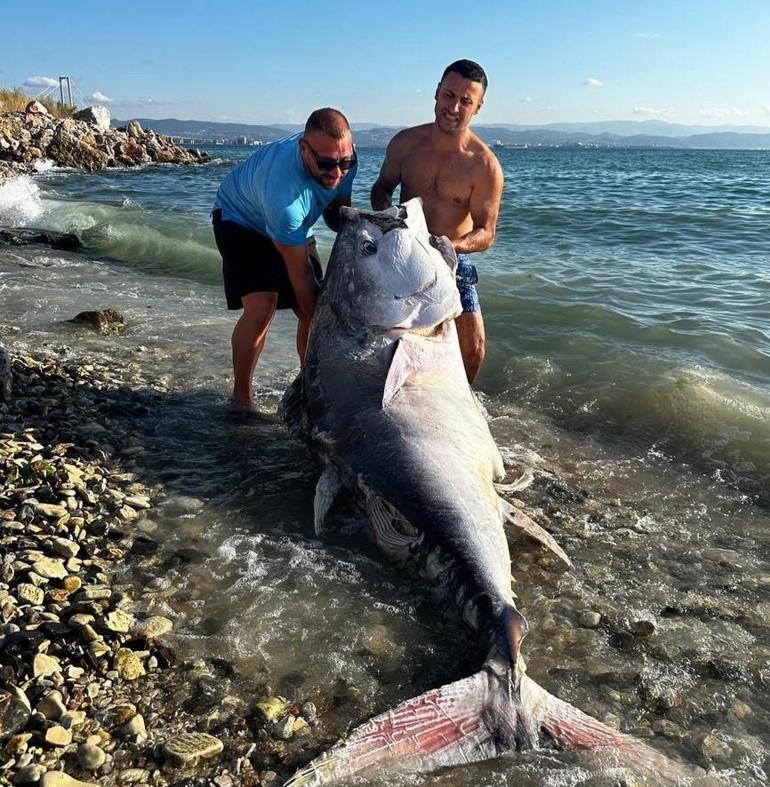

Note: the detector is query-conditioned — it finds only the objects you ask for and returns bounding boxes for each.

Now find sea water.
[1,146,768,784]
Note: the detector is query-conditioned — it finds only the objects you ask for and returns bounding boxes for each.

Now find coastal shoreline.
[1,153,768,785]
[0,338,319,787]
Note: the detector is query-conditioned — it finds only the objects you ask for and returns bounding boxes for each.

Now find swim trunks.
[212,209,322,311]
[456,254,480,313]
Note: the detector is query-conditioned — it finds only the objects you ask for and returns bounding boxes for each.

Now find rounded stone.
[36,690,66,720]
[698,732,733,764]
[41,773,100,787]
[44,725,72,747]
[578,610,601,628]
[132,615,172,639]
[113,648,144,681]
[77,742,106,771]
[33,653,61,678]
[630,618,656,637]
[32,557,68,579]
[13,765,45,785]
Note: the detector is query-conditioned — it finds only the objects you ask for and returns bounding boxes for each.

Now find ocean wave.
[0,175,44,226]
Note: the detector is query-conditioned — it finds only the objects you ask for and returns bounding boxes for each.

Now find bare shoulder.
[387,123,432,159]
[468,132,503,183]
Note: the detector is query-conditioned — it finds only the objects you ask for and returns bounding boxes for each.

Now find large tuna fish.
[281,199,677,785]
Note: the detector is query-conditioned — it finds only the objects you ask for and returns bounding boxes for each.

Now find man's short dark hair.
[305,107,351,139]
[440,59,488,93]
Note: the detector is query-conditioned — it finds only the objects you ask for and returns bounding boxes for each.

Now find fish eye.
[361,239,378,256]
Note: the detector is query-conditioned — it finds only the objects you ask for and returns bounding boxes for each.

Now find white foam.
[31,158,56,174]
[0,175,44,226]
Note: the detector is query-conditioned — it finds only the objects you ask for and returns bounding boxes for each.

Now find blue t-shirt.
[213,133,356,246]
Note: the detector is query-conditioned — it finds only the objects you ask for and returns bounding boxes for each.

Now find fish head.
[330,198,461,332]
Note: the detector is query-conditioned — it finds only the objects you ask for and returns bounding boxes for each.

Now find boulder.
[73,105,111,133]
[47,122,109,172]
[25,100,51,116]
[69,308,126,335]
[126,120,143,139]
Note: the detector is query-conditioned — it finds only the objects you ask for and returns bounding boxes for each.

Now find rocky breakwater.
[0,102,209,173]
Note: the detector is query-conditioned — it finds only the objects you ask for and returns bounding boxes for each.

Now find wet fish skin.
[282,199,681,785]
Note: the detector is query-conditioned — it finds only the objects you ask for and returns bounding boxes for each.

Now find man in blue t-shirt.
[212,107,357,412]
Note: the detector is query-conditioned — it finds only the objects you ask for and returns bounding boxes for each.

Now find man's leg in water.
[456,310,485,385]
[231,291,278,409]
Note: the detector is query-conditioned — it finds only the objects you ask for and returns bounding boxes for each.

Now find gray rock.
[0,344,11,401]
[0,687,32,739]
[578,610,602,628]
[69,309,126,336]
[273,715,295,740]
[73,106,111,133]
[13,765,45,784]
[126,120,143,139]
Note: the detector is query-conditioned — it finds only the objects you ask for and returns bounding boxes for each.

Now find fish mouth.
[392,271,438,300]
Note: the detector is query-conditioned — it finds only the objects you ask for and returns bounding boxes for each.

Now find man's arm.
[453,154,504,255]
[272,240,318,321]
[323,194,351,233]
[370,136,405,210]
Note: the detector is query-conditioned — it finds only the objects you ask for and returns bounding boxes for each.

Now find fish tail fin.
[284,669,506,786]
[521,674,689,779]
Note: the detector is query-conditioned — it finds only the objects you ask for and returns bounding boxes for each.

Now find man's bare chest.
[401,152,474,206]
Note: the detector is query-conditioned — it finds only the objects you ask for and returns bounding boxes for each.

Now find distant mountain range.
[113,118,770,150]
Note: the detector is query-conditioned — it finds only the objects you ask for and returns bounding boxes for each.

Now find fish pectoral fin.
[284,670,504,786]
[382,335,423,408]
[500,498,573,569]
[313,465,343,536]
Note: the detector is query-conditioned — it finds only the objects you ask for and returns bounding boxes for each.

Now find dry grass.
[0,88,76,118]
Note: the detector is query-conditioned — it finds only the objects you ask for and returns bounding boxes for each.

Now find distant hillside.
[113,117,770,149]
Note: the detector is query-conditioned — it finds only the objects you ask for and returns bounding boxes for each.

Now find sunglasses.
[303,139,357,172]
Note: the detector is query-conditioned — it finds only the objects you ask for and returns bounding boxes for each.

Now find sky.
[3,0,770,128]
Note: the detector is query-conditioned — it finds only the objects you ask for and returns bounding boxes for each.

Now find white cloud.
[633,106,673,117]
[521,96,532,103]
[763,105,770,115]
[584,77,603,87]
[24,76,57,88]
[635,32,661,39]
[699,106,745,118]
[88,91,113,103]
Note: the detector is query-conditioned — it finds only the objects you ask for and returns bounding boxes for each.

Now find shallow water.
[1,146,769,784]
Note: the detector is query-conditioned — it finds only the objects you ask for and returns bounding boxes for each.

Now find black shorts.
[212,209,323,311]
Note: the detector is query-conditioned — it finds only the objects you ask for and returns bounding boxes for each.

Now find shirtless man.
[371,59,503,384]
